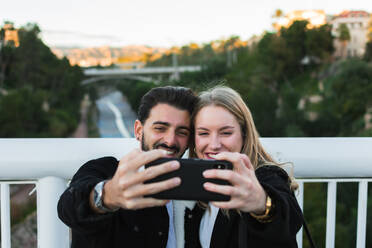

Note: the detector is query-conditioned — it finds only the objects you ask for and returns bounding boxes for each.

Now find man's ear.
[134,120,143,141]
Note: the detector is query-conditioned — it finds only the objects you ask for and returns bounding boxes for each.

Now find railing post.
[1,183,11,248]
[37,176,69,248]
[326,181,337,248]
[356,181,368,248]
[296,182,304,248]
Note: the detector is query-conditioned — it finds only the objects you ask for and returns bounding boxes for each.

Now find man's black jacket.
[58,157,302,247]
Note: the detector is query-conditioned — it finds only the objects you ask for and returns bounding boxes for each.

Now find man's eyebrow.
[177,126,191,131]
[152,121,170,126]
[153,121,190,131]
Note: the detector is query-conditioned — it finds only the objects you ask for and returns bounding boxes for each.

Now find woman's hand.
[203,152,267,214]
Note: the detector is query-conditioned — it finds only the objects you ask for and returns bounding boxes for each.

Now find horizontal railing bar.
[2,179,371,183]
[297,179,372,183]
[1,179,372,183]
[0,181,37,184]
[1,138,372,180]
[0,138,139,180]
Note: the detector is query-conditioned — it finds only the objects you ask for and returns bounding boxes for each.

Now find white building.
[330,10,370,57]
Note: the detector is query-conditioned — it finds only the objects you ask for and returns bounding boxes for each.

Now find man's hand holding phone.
[99,149,182,211]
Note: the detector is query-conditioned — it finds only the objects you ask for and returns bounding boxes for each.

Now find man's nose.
[163,131,177,146]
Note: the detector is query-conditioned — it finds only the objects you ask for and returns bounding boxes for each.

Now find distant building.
[1,23,20,47]
[330,10,370,57]
[274,10,327,30]
[246,35,262,47]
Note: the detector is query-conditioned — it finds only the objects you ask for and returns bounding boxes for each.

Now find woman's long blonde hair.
[189,86,298,190]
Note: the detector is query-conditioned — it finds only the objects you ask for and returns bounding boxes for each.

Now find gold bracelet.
[249,195,273,222]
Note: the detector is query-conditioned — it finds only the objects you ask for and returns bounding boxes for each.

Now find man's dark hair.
[137,86,197,123]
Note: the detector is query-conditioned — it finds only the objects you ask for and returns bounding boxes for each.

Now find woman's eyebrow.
[196,127,209,131]
[196,126,235,130]
[220,126,235,130]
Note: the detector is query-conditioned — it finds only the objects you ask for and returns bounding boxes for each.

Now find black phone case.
[144,158,232,201]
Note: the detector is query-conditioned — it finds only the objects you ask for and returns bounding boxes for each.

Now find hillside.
[51,45,168,67]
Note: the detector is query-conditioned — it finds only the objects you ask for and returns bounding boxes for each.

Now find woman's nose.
[209,134,222,150]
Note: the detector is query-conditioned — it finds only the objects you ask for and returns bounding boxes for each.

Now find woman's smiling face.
[194,105,243,159]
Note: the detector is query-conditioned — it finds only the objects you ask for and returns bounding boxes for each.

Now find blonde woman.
[189,86,302,248]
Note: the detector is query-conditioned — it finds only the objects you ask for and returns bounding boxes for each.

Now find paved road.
[96,91,136,138]
[71,94,90,138]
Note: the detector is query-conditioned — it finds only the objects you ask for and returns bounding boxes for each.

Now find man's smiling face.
[135,103,191,158]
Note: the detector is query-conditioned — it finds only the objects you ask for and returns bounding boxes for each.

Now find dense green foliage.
[321,59,372,136]
[365,41,372,62]
[337,23,351,42]
[336,23,351,58]
[0,23,84,137]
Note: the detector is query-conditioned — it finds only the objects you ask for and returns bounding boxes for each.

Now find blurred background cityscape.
[1,1,372,247]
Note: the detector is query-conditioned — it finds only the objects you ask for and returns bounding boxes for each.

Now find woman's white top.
[199,204,219,248]
[173,200,196,248]
[166,201,219,248]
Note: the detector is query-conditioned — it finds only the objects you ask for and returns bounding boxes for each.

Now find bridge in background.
[82,65,202,85]
[1,138,371,248]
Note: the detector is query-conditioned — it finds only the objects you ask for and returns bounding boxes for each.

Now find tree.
[0,22,18,88]
[280,21,309,74]
[337,23,351,58]
[0,88,49,137]
[365,41,372,62]
[321,59,372,136]
[223,21,334,137]
[0,22,84,137]
[305,24,334,61]
[365,16,372,62]
[368,15,372,42]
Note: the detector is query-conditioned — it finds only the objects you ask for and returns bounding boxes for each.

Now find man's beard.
[141,132,183,157]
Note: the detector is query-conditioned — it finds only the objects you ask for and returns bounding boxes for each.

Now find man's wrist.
[102,180,119,210]
[92,180,119,213]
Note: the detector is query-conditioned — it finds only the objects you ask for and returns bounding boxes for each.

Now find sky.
[1,0,371,48]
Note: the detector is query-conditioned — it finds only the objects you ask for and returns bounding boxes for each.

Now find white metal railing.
[0,138,371,248]
[294,178,371,248]
[1,183,11,248]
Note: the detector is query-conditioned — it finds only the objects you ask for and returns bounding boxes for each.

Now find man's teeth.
[166,150,176,155]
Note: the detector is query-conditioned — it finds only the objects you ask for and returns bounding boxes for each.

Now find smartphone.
[144,158,233,201]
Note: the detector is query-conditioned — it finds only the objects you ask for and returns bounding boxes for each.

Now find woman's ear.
[134,120,143,141]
